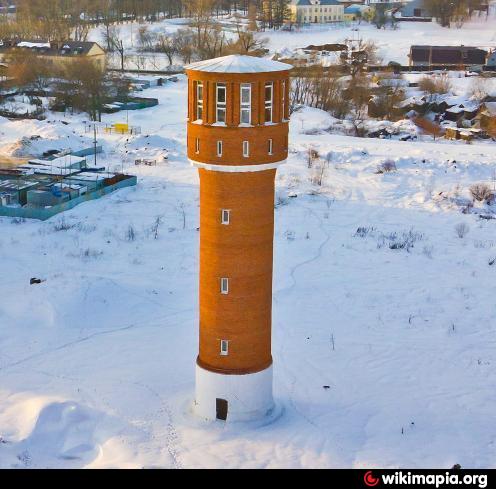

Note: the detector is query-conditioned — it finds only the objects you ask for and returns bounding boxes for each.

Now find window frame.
[242,140,250,158]
[240,83,251,125]
[221,209,230,225]
[195,137,200,154]
[220,339,229,356]
[216,82,227,124]
[281,80,286,120]
[264,82,273,123]
[220,277,229,295]
[268,138,273,155]
[196,82,203,121]
[217,140,223,157]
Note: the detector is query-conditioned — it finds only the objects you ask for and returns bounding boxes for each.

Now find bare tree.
[347,73,371,137]
[156,33,178,65]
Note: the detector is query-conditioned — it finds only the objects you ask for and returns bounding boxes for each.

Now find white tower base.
[194,364,274,422]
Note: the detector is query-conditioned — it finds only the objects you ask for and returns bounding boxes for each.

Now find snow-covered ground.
[0,76,496,469]
[88,13,496,68]
[265,15,496,65]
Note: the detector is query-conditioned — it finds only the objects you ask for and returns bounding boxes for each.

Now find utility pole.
[93,124,98,168]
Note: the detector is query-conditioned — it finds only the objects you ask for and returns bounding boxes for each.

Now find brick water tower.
[186,55,292,422]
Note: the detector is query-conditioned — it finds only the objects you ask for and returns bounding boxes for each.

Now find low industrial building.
[0,167,137,220]
[409,45,488,68]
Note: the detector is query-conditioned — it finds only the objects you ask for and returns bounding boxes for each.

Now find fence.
[0,175,137,221]
[84,123,142,135]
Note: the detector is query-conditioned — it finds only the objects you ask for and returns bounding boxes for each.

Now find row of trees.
[126,15,268,65]
[0,0,291,43]
[102,7,269,69]
[5,50,129,121]
[424,0,489,27]
[291,66,406,137]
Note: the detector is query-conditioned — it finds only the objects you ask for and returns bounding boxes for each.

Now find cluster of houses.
[393,93,496,141]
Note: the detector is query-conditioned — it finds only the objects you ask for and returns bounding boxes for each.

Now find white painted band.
[194,364,274,422]
[190,159,286,173]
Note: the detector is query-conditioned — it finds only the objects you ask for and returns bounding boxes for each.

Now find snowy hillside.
[0,77,495,468]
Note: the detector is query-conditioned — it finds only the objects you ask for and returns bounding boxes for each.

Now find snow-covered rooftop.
[16,42,51,49]
[29,155,86,168]
[185,55,292,74]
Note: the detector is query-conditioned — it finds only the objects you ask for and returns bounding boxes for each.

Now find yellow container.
[113,123,129,134]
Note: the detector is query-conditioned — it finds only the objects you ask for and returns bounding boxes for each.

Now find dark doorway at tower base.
[216,398,228,421]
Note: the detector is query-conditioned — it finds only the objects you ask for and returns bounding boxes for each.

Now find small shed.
[0,179,38,205]
[444,105,466,122]
[445,127,460,140]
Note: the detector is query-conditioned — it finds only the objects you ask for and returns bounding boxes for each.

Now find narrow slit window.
[220,277,229,294]
[268,139,273,155]
[221,209,230,225]
[217,140,223,157]
[264,82,273,123]
[195,137,200,154]
[243,140,249,158]
[196,82,203,121]
[281,80,286,120]
[240,83,251,125]
[216,83,226,123]
[220,340,229,356]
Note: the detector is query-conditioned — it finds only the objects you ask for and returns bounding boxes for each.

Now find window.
[217,140,223,157]
[196,82,203,121]
[242,140,249,157]
[281,80,286,120]
[220,277,229,294]
[216,83,226,123]
[264,82,273,123]
[240,83,251,125]
[220,340,229,356]
[195,137,200,154]
[221,209,230,225]
[268,139,273,155]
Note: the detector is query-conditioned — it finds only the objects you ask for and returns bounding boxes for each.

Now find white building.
[291,0,345,24]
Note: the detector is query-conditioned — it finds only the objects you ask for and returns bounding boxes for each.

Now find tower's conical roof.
[185,55,292,74]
